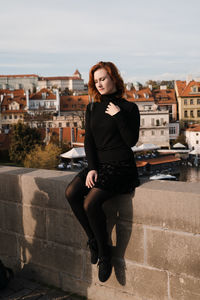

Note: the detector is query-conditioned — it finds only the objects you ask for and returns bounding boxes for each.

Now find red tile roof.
[153,88,177,104]
[30,88,56,100]
[60,95,89,111]
[175,80,200,97]
[185,124,200,132]
[125,87,154,102]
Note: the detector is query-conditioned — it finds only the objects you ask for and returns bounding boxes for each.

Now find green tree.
[24,143,62,169]
[9,122,42,164]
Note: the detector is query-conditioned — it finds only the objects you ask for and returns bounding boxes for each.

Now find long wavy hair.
[88,61,125,102]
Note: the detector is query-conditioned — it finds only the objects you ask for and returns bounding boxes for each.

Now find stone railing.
[0,166,200,300]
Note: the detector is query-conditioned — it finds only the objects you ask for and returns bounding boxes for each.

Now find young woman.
[65,61,140,282]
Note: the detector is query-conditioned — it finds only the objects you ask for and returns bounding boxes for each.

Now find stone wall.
[0,166,200,300]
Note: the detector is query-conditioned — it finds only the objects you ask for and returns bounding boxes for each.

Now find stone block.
[170,273,200,300]
[0,201,23,233]
[46,209,86,248]
[88,262,168,300]
[22,205,46,239]
[134,182,200,234]
[18,237,84,278]
[61,272,91,298]
[109,222,144,263]
[0,231,18,257]
[0,173,22,202]
[21,262,61,289]
[146,227,200,278]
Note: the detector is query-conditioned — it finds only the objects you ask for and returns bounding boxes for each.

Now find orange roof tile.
[185,124,200,132]
[175,80,200,97]
[30,88,56,100]
[60,95,89,111]
[153,89,177,104]
[144,155,180,165]
[125,87,154,102]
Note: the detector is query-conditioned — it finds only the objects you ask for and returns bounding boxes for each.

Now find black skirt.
[77,157,140,195]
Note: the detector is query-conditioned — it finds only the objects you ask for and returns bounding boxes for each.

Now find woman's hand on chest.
[105,102,120,116]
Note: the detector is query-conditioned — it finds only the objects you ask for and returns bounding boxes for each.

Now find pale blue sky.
[1,0,200,84]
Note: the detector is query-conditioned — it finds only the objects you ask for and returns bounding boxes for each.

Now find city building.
[185,124,200,151]
[27,88,59,113]
[0,89,26,132]
[126,87,170,148]
[0,75,38,92]
[0,70,85,93]
[175,79,200,126]
[37,70,84,91]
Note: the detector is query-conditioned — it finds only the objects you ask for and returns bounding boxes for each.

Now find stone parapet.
[0,166,200,300]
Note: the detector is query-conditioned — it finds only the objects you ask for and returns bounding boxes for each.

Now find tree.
[9,122,42,164]
[24,143,62,169]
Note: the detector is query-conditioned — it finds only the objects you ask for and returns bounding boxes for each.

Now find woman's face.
[94,68,117,95]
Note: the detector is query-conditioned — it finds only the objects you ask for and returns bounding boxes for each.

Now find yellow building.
[175,80,200,126]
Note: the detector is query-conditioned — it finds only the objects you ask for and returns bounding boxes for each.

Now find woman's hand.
[86,170,98,188]
[105,102,120,116]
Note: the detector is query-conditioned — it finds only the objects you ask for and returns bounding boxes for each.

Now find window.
[141,118,145,126]
[151,130,155,136]
[59,123,62,128]
[151,118,155,126]
[161,130,164,135]
[197,99,200,104]
[4,116,7,120]
[184,110,188,118]
[184,99,187,105]
[190,110,194,118]
[193,87,197,92]
[196,133,199,136]
[9,115,12,119]
[66,122,70,127]
[141,131,145,136]
[74,122,77,127]
[14,115,17,119]
[196,141,199,144]
[190,99,194,105]
[198,110,200,117]
[156,119,160,126]
[169,127,176,134]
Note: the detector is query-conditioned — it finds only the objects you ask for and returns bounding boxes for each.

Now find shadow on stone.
[104,191,134,286]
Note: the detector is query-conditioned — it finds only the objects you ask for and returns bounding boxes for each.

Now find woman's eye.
[101,78,105,81]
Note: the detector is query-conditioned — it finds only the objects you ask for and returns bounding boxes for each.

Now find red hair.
[88,61,125,102]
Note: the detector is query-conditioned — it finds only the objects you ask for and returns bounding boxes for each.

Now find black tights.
[65,176,112,257]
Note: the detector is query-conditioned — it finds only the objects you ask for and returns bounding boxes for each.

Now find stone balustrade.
[0,166,200,300]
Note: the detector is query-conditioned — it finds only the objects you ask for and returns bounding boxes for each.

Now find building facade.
[126,87,170,148]
[175,80,200,125]
[185,124,200,151]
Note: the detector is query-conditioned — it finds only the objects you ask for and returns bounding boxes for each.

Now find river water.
[177,165,200,183]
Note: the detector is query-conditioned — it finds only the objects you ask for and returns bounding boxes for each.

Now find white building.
[37,70,84,91]
[0,70,84,93]
[0,75,38,92]
[139,110,170,148]
[185,124,200,151]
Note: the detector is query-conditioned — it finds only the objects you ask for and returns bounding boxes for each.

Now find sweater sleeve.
[84,104,98,170]
[113,102,140,147]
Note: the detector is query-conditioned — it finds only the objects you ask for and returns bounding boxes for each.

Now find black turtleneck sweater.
[84,93,140,171]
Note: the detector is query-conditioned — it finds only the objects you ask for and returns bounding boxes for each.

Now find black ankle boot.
[87,238,98,264]
[98,256,112,282]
